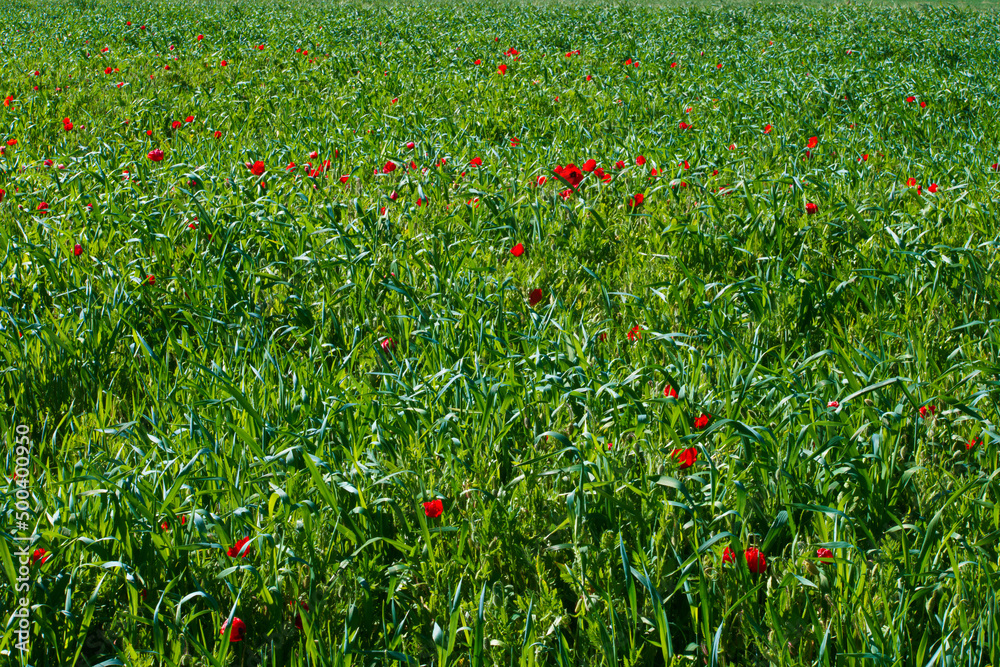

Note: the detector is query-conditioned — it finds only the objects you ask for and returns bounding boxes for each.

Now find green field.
[3,0,1000,664]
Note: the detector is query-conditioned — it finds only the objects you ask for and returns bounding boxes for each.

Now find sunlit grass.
[2,0,1000,664]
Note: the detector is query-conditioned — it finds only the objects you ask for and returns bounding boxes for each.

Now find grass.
[2,0,1000,664]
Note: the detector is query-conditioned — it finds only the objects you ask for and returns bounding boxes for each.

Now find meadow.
[2,0,1000,664]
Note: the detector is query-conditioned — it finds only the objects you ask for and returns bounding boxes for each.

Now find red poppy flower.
[6,139,17,146]
[63,119,73,131]
[73,243,82,256]
[220,60,228,67]
[582,159,597,172]
[381,337,395,352]
[716,63,723,69]
[171,120,182,129]
[745,548,767,574]
[678,121,690,130]
[423,499,443,518]
[383,160,397,174]
[37,201,49,213]
[221,618,246,642]
[0,189,5,202]
[228,536,253,558]
[291,600,310,630]
[553,163,584,189]
[586,75,592,81]
[3,95,11,107]
[805,202,818,215]
[104,66,113,75]
[146,274,155,286]
[30,548,51,566]
[528,288,544,306]
[906,177,917,187]
[919,405,936,418]
[212,130,222,139]
[248,161,265,176]
[967,438,981,451]
[694,413,710,429]
[196,34,203,40]
[535,175,547,186]
[928,183,938,193]
[185,115,194,123]
[860,154,869,162]
[497,64,507,75]
[671,447,698,469]
[664,385,677,398]
[816,548,834,560]
[147,148,164,162]
[474,59,482,65]
[906,96,915,103]
[627,192,644,208]
[722,547,735,564]
[469,157,482,167]
[763,124,772,134]
[806,136,818,149]
[635,155,646,166]
[510,243,524,257]
[627,325,641,342]
[827,400,839,408]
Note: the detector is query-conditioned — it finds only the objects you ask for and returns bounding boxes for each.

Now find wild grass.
[2,0,1000,664]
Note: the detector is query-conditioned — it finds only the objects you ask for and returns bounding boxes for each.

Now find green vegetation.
[3,0,1000,664]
